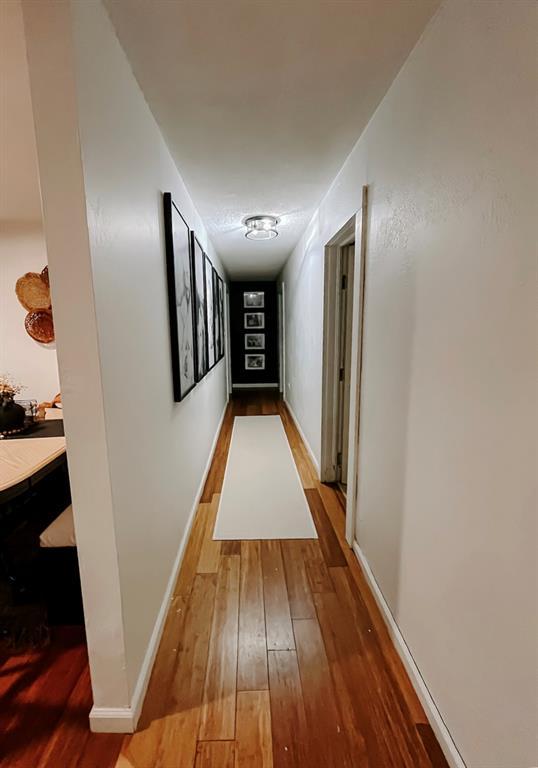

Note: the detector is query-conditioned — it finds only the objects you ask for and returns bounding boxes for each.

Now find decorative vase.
[0,396,26,435]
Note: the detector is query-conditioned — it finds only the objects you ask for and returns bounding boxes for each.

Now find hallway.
[116,391,448,768]
[3,3,535,766]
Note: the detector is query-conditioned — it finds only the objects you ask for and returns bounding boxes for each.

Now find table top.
[45,408,64,421]
[0,437,66,493]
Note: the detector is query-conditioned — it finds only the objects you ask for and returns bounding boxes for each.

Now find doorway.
[335,242,355,495]
[320,187,368,545]
[320,217,355,489]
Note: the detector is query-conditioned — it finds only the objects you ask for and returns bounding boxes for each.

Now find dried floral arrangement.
[0,374,25,401]
[0,375,27,437]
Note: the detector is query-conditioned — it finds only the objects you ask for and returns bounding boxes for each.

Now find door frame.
[321,186,368,546]
[320,216,355,484]
[335,242,355,487]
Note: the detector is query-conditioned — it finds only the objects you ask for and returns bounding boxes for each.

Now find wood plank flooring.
[0,390,449,767]
[0,627,123,768]
[116,391,449,768]
[237,541,267,691]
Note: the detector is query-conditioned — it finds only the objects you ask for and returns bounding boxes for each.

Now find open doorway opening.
[320,217,355,489]
[320,187,368,545]
[335,242,355,496]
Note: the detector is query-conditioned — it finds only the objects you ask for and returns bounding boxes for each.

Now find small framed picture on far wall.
[243,291,264,308]
[245,333,264,350]
[245,354,265,370]
[244,312,264,329]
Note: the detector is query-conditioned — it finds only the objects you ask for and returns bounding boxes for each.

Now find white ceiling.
[104,0,440,279]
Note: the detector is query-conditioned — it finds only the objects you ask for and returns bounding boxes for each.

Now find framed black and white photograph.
[163,193,196,402]
[243,291,264,309]
[192,234,208,380]
[245,354,265,370]
[217,275,225,360]
[244,312,264,329]
[212,267,222,361]
[204,253,216,369]
[245,333,264,350]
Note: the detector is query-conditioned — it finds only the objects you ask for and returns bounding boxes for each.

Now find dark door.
[336,243,355,490]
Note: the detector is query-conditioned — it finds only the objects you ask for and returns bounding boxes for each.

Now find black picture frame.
[191,233,208,381]
[163,193,196,402]
[212,267,221,361]
[204,253,216,370]
[218,274,225,360]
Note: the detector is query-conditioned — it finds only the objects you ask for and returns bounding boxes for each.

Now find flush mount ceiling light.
[244,215,279,241]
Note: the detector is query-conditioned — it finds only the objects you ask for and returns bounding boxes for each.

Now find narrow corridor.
[116,391,449,768]
[3,3,534,765]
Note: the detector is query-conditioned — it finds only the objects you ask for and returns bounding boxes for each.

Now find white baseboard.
[352,542,466,768]
[232,383,279,389]
[89,707,135,733]
[89,399,229,734]
[283,397,321,478]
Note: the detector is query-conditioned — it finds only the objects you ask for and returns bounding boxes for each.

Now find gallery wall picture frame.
[217,275,225,360]
[212,266,219,361]
[213,267,224,361]
[243,291,264,309]
[220,276,226,359]
[191,233,208,381]
[245,353,265,370]
[204,253,216,370]
[244,312,264,329]
[163,193,196,402]
[245,333,264,350]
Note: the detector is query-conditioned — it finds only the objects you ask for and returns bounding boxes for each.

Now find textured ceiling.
[104,0,440,278]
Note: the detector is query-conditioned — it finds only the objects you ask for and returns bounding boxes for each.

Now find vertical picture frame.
[218,274,225,360]
[191,233,208,381]
[204,253,216,370]
[162,193,196,402]
[212,267,221,361]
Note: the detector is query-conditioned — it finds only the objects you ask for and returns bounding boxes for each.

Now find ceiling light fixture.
[244,215,279,241]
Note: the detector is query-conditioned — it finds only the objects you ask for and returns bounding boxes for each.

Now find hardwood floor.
[118,391,449,768]
[0,627,123,768]
[0,390,449,767]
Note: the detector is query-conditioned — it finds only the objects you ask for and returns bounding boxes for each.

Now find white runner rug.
[213,415,317,540]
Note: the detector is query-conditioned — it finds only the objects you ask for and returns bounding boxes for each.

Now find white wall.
[0,229,60,402]
[72,0,228,702]
[23,0,228,725]
[0,0,59,402]
[282,2,538,767]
